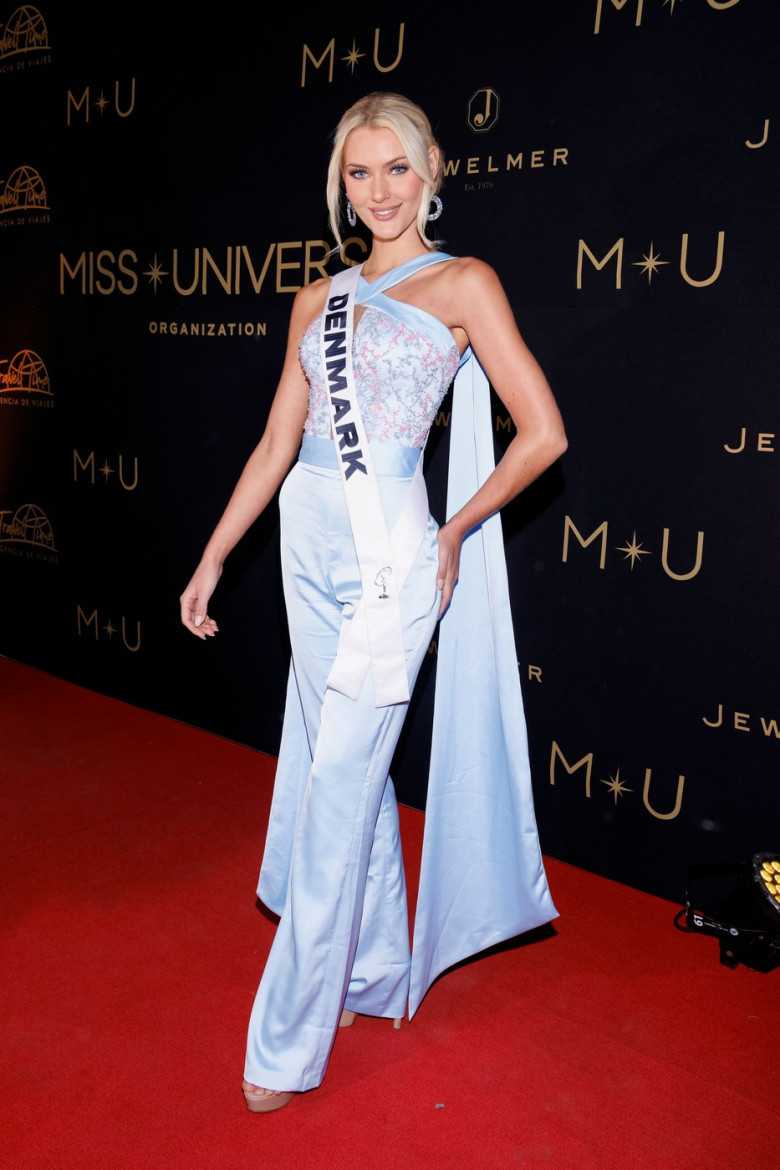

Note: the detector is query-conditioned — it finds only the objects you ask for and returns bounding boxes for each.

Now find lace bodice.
[299,272,460,449]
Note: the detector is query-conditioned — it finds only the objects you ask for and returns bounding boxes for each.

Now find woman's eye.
[349,168,367,180]
[391,164,408,175]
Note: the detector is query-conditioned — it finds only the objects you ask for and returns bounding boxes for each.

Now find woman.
[180,92,567,1113]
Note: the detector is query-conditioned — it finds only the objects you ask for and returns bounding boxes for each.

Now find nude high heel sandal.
[242,1083,295,1113]
[339,1009,403,1030]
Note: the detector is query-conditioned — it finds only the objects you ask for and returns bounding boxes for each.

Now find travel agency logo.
[301,21,405,86]
[0,163,50,225]
[594,0,743,36]
[0,347,52,405]
[0,4,50,71]
[0,502,57,562]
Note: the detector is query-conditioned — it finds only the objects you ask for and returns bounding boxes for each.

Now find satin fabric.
[245,438,440,1091]
[409,351,559,1017]
[247,253,558,1090]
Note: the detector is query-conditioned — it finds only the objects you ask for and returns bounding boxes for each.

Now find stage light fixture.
[674,852,780,972]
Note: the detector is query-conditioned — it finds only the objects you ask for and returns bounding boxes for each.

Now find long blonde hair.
[326,92,444,252]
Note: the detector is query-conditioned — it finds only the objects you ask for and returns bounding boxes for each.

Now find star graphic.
[95,91,110,115]
[664,0,682,13]
[144,254,168,292]
[616,531,652,569]
[100,460,114,481]
[103,619,116,638]
[342,41,365,73]
[601,770,633,804]
[633,243,669,284]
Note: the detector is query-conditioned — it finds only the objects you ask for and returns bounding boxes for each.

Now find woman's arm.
[436,257,567,614]
[179,281,325,639]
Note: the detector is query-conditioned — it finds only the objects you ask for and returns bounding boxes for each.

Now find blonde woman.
[180,91,567,1113]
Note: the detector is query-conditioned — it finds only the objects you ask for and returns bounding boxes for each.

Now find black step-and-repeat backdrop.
[1,1,777,903]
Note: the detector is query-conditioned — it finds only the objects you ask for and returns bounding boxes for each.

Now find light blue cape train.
[408,341,558,1016]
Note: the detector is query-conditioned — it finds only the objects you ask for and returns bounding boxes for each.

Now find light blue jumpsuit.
[244,254,558,1093]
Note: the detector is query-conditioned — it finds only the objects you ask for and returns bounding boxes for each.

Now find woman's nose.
[370,175,389,202]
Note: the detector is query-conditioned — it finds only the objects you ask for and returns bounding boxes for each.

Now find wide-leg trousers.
[243,437,440,1092]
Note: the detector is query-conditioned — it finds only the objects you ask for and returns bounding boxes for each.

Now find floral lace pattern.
[300,306,460,448]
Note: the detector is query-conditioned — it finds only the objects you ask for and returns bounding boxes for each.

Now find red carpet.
[2,656,777,1169]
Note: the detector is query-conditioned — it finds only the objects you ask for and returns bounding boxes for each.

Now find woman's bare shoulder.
[439,256,510,321]
[294,274,330,312]
[446,254,503,290]
[288,274,331,336]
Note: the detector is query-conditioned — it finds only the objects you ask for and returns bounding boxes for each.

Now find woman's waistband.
[298,434,423,476]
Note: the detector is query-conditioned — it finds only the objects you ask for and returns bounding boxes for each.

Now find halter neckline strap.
[356,252,455,298]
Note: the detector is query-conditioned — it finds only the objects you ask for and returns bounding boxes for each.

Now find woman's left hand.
[436,521,463,617]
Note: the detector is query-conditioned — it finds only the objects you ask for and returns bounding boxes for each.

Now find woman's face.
[342,125,431,243]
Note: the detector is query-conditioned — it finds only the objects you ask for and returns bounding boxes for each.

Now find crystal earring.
[427,194,443,222]
[346,199,357,228]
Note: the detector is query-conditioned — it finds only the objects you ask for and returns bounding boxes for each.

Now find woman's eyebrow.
[344,155,409,168]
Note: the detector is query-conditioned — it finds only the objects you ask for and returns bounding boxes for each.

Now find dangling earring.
[427,194,443,222]
[346,199,356,228]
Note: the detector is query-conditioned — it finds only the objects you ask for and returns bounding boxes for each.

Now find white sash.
[319,264,416,707]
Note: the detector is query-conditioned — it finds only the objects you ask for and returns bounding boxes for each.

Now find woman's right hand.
[180,561,222,640]
[176,283,320,643]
